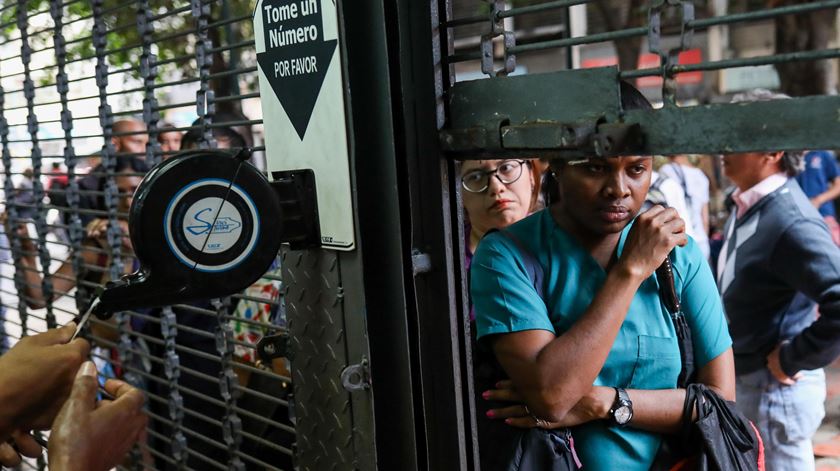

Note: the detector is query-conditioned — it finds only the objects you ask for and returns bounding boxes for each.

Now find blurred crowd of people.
[465,86,840,471]
[1,114,292,470]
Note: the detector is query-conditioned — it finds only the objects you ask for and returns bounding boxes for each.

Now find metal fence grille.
[438,1,840,157]
[0,1,295,470]
[442,0,838,99]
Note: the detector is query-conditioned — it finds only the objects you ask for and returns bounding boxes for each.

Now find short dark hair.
[619,80,653,111]
[731,89,804,176]
[180,124,246,151]
[114,155,151,174]
[156,122,179,141]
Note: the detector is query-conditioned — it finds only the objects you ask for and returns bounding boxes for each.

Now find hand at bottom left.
[48,361,147,471]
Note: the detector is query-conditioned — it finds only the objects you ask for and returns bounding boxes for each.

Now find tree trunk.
[206,6,254,148]
[616,36,644,72]
[773,3,836,96]
[594,0,646,72]
[208,22,240,115]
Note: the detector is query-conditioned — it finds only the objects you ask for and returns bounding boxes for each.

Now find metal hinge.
[411,249,432,275]
[340,359,371,392]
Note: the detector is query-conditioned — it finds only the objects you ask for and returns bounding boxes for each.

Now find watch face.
[615,406,632,425]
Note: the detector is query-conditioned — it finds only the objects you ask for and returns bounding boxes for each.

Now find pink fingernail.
[504,418,512,424]
[486,410,495,418]
[482,391,490,399]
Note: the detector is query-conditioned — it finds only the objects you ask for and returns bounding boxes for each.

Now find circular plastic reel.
[94,150,283,315]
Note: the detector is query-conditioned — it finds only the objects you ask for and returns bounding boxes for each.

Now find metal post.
[49,0,86,315]
[17,0,55,329]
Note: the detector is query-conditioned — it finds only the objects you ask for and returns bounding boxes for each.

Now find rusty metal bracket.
[592,123,645,157]
[500,121,597,151]
[480,0,516,77]
[648,0,695,106]
[440,125,497,152]
[442,67,623,157]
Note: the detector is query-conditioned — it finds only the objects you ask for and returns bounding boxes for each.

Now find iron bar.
[620,48,840,79]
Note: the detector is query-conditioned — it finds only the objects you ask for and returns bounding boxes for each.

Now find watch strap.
[609,387,632,426]
[616,387,630,404]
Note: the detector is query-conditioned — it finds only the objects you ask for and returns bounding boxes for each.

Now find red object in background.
[48,174,69,190]
[582,49,703,88]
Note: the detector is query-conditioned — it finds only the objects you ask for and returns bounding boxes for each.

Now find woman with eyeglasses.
[461,159,544,256]
[461,158,550,469]
[470,83,735,470]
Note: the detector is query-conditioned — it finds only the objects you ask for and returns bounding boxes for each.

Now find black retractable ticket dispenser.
[90,149,319,318]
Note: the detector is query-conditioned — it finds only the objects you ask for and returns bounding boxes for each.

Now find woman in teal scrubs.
[470,150,735,469]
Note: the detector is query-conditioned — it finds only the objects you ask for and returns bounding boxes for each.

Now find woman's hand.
[2,212,35,253]
[484,380,610,429]
[617,205,687,279]
[86,218,132,251]
[85,218,111,240]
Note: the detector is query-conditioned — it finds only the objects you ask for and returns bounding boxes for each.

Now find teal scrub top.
[471,209,731,470]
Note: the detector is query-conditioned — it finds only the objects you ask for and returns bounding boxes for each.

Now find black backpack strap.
[657,259,695,389]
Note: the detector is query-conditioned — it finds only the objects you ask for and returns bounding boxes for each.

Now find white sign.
[721,65,781,94]
[254,0,355,250]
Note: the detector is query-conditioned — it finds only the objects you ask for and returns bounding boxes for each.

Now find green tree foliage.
[1,0,256,109]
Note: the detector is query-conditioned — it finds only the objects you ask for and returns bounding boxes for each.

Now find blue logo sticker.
[186,207,243,235]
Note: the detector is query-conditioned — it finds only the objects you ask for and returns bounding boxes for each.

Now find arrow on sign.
[257,0,337,140]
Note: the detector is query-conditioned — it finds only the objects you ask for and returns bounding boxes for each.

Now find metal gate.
[0,0,839,470]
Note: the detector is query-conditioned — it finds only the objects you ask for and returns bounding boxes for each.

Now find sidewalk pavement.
[815,359,840,470]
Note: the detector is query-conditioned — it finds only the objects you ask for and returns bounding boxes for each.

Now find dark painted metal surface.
[342,0,422,469]
[390,0,475,468]
[282,248,358,471]
[627,96,840,155]
[442,67,840,158]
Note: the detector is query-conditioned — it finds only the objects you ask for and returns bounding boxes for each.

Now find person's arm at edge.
[811,176,840,208]
[578,348,734,434]
[771,219,840,376]
[489,348,734,434]
[20,244,99,309]
[632,347,734,433]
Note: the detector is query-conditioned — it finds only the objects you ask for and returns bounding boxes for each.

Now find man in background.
[157,122,183,159]
[77,119,148,226]
[718,90,840,471]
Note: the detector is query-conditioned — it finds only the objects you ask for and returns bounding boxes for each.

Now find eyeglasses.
[461,160,527,193]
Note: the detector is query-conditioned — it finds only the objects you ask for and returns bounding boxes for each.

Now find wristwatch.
[608,387,633,427]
